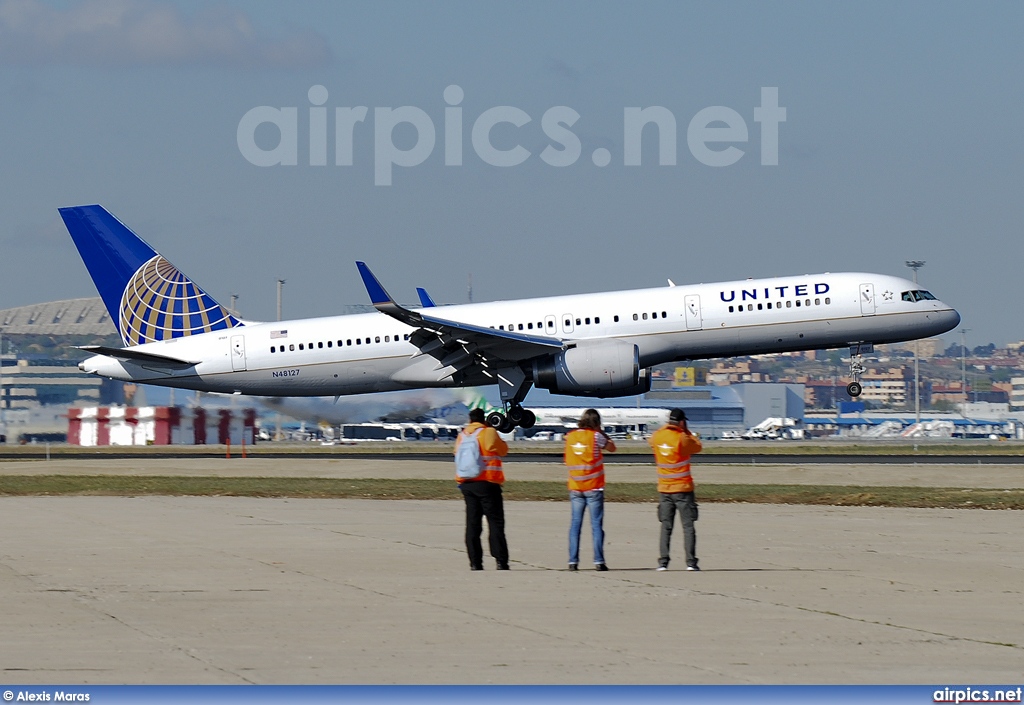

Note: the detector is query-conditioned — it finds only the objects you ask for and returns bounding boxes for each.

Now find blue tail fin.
[59,205,240,347]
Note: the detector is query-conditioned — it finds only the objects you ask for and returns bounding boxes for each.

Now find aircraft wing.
[77,345,200,368]
[356,262,563,377]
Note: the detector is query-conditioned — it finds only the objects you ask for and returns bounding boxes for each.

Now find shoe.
[568,563,578,571]
[497,563,510,570]
[470,565,483,571]
[686,565,700,571]
[656,565,668,571]
[595,563,608,571]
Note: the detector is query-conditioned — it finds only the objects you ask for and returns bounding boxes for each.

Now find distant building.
[0,358,111,410]
[804,379,852,409]
[931,381,969,405]
[889,338,943,359]
[1010,378,1024,412]
[707,360,770,384]
[68,406,256,446]
[731,383,805,428]
[859,366,912,406]
[0,297,115,337]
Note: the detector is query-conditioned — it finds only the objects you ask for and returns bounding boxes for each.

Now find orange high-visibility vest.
[648,425,701,493]
[454,422,506,484]
[564,428,605,492]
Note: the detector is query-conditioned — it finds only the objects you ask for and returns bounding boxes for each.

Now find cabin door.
[684,295,703,330]
[231,335,247,372]
[859,283,876,315]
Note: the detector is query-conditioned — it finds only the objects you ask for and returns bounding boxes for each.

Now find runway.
[0,457,1021,684]
[2,456,1023,488]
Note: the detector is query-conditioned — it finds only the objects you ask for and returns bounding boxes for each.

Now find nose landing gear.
[845,343,872,398]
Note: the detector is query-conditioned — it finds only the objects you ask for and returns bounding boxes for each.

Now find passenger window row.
[728,298,830,313]
[487,311,687,330]
[497,320,547,331]
[490,316,603,332]
[633,311,667,321]
[270,333,410,354]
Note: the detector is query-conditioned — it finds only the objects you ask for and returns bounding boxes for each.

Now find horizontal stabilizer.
[78,345,199,368]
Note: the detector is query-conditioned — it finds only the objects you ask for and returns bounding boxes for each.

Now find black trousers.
[658,491,698,568]
[460,481,509,568]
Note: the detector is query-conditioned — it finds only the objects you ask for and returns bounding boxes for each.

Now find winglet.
[416,287,437,308]
[355,261,394,306]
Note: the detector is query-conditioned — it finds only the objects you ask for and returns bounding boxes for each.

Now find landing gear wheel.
[519,409,536,429]
[846,344,867,401]
[497,417,516,434]
[507,405,525,424]
[485,411,506,429]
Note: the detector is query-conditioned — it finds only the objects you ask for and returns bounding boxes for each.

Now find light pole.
[960,328,970,414]
[905,261,925,424]
[275,279,285,442]
[276,279,285,322]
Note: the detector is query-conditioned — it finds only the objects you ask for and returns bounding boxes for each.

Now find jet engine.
[532,340,652,398]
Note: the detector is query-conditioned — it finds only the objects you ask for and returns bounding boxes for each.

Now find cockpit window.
[901,290,937,302]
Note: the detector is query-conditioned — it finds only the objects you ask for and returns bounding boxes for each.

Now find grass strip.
[0,476,1022,509]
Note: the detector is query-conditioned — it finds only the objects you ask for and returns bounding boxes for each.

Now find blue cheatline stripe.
[0,685,989,704]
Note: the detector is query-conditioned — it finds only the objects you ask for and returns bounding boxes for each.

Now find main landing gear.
[846,343,871,398]
[486,404,536,434]
[484,366,537,433]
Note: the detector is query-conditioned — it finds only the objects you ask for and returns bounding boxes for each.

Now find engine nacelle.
[532,340,652,398]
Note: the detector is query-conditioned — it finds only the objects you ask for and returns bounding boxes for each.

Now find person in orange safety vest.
[563,409,616,571]
[648,408,703,571]
[454,407,509,570]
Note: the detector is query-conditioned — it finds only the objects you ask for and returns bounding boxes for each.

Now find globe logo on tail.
[119,256,240,346]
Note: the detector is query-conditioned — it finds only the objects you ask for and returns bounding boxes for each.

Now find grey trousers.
[658,491,698,568]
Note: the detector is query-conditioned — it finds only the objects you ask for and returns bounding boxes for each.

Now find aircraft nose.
[937,307,961,333]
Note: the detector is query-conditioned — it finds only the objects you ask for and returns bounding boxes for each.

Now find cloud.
[0,0,332,68]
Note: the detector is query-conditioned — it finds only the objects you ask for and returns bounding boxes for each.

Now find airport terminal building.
[0,297,124,441]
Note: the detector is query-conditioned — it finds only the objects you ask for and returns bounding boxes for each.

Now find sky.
[1,0,1021,347]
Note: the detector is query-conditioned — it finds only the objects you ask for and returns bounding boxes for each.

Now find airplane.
[59,204,961,433]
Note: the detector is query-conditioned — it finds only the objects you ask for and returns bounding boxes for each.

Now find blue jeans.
[569,489,605,565]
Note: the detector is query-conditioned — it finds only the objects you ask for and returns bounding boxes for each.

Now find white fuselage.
[80,272,960,397]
